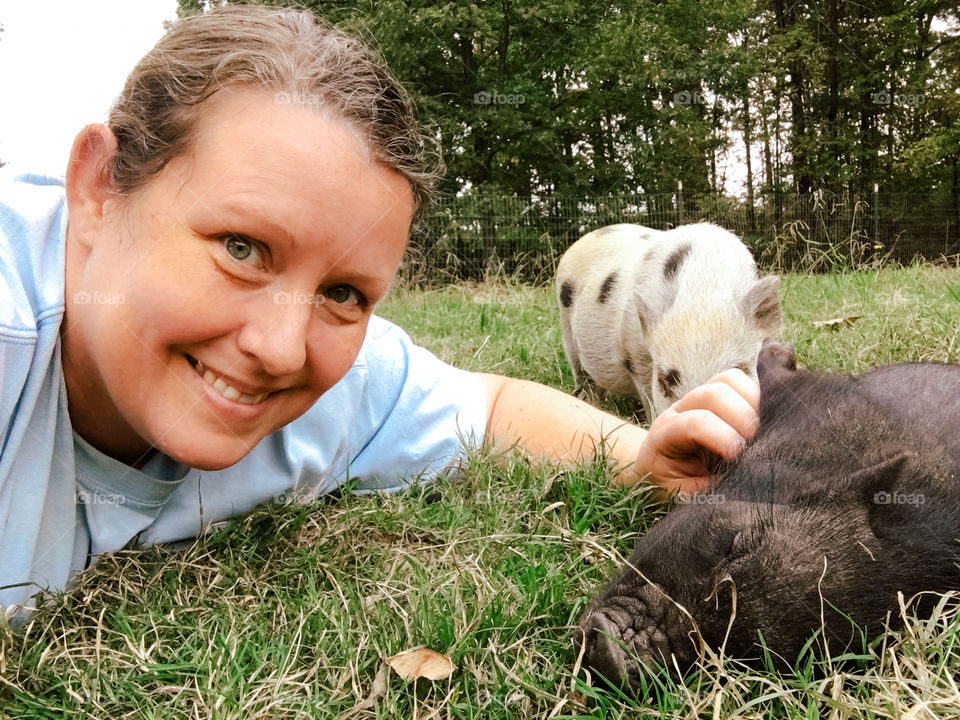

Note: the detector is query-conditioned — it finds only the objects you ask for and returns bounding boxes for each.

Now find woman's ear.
[65,124,119,247]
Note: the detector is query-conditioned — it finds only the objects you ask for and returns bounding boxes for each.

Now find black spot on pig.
[598,273,618,304]
[578,344,960,690]
[623,355,635,375]
[663,243,691,279]
[560,281,575,309]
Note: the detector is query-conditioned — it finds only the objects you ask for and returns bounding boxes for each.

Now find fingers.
[670,369,760,443]
[711,367,761,414]
[653,406,749,461]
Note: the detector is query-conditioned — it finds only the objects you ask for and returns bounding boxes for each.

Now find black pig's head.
[581,492,868,687]
[578,445,957,690]
[577,491,877,686]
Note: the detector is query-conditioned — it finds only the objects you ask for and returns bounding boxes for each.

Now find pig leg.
[559,301,601,402]
[565,344,600,402]
[629,373,657,423]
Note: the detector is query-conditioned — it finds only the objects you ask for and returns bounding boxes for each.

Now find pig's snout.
[576,612,633,688]
[576,584,697,688]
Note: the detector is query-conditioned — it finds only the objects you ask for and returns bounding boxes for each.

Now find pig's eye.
[733,362,758,380]
[727,531,749,558]
[657,368,681,399]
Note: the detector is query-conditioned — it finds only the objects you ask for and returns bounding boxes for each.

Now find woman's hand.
[634,369,760,496]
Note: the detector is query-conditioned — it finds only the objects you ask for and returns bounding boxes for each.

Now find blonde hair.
[108,4,441,220]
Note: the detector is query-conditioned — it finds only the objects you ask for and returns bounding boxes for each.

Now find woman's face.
[63,88,414,469]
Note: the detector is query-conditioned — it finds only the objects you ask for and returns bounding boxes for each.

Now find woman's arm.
[476,369,759,499]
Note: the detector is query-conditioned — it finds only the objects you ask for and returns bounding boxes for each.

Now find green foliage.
[257,0,960,202]
[178,1,960,269]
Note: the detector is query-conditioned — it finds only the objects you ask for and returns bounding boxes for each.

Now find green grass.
[778,265,960,369]
[2,264,960,718]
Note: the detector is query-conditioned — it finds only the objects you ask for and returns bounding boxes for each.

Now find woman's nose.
[235,290,313,376]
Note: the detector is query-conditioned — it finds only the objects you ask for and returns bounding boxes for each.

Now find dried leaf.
[386,647,456,681]
[812,315,861,328]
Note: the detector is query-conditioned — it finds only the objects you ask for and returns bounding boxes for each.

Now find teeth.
[194,359,268,405]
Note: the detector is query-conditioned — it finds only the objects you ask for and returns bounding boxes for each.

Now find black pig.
[577,343,960,689]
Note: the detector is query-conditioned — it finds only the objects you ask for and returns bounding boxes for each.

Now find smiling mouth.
[187,356,269,405]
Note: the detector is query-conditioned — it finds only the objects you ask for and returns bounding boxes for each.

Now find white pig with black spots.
[556,222,780,421]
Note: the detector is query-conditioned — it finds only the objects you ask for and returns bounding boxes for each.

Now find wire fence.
[402,191,960,284]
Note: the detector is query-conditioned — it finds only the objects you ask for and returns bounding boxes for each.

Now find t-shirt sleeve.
[282,315,489,494]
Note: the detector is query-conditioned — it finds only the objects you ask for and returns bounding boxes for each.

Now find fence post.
[874,183,880,247]
[677,180,684,225]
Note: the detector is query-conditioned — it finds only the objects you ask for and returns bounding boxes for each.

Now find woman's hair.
[108,4,441,220]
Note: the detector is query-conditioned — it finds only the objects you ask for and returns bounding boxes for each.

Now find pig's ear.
[757,339,796,384]
[635,291,653,337]
[743,276,781,335]
[855,452,913,507]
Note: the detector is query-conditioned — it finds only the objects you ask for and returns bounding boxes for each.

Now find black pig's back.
[856,363,960,434]
[728,361,960,503]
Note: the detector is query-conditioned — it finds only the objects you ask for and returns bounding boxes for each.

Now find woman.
[0,5,758,616]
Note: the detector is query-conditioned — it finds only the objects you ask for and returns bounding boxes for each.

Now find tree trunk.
[744,92,756,232]
[825,0,840,187]
[775,0,810,192]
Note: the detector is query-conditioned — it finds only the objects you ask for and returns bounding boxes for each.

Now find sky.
[0,0,179,175]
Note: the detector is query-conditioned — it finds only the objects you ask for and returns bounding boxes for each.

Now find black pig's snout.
[576,585,698,689]
[576,612,632,689]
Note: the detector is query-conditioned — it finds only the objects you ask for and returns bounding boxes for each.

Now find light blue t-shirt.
[0,170,488,617]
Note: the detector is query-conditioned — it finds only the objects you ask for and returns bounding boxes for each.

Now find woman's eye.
[324,285,364,306]
[221,234,264,266]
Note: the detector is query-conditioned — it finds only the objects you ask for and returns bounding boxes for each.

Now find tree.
[179,0,960,246]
